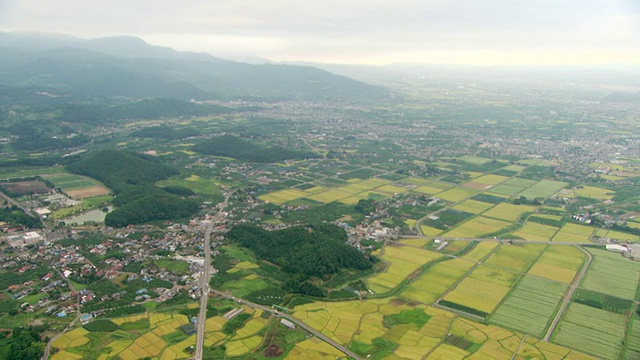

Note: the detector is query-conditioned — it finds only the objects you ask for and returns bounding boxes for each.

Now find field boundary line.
[542,246,592,341]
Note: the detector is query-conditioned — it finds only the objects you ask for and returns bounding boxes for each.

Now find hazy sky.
[1,0,639,65]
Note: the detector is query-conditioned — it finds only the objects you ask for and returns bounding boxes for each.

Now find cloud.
[0,0,638,65]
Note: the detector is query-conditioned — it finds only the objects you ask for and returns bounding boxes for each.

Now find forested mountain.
[0,32,387,101]
[226,223,373,278]
[192,134,319,163]
[66,150,179,192]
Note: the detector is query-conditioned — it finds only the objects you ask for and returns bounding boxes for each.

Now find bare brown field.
[1,181,50,195]
[67,186,111,199]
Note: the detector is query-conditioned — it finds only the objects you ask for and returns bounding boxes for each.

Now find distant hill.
[192,134,320,163]
[66,149,179,192]
[0,31,388,101]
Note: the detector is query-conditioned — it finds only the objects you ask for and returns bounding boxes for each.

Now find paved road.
[42,269,81,360]
[193,221,214,360]
[194,192,232,360]
[209,289,361,360]
[543,247,593,341]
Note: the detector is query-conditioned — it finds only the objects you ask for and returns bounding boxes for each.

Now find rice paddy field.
[442,216,512,238]
[517,179,568,199]
[443,265,519,314]
[52,312,196,360]
[401,258,475,304]
[510,222,559,241]
[580,248,640,300]
[366,245,442,294]
[489,178,536,196]
[553,303,628,360]
[552,223,595,243]
[527,245,585,283]
[481,203,536,222]
[490,276,567,337]
[483,243,546,272]
[435,187,479,202]
[452,199,493,214]
[573,186,615,200]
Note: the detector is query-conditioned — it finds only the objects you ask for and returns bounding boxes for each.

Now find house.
[280,319,296,329]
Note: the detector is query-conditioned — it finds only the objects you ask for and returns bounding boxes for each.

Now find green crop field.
[517,179,568,199]
[574,186,615,200]
[580,249,640,300]
[490,276,567,337]
[625,317,640,359]
[45,173,101,191]
[553,303,627,360]
[489,178,536,196]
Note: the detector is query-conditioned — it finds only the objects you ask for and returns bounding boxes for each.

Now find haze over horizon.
[1,0,639,66]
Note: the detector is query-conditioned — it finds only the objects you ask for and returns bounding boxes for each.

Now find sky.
[0,0,639,66]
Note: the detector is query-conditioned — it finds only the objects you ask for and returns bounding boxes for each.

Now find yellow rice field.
[511,222,559,241]
[481,203,536,222]
[483,243,546,272]
[552,223,594,243]
[573,186,615,200]
[366,245,442,294]
[436,187,479,202]
[453,199,494,214]
[527,245,585,283]
[443,265,519,313]
[402,258,475,304]
[443,216,512,238]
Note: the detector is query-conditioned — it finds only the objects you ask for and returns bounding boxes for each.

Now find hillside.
[0,32,388,101]
[66,150,179,192]
[192,135,319,163]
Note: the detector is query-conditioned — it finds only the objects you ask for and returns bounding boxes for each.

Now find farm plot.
[1,180,50,195]
[306,189,352,203]
[443,264,519,315]
[489,178,536,196]
[580,248,640,299]
[552,223,595,243]
[259,189,307,204]
[401,177,434,186]
[517,179,568,199]
[429,317,519,360]
[452,199,494,214]
[517,337,597,360]
[490,276,567,337]
[553,303,627,360]
[442,216,512,238]
[286,338,346,359]
[366,245,442,294]
[528,245,585,283]
[625,317,640,360]
[600,229,640,242]
[573,186,615,200]
[43,173,110,198]
[483,243,546,272]
[510,222,559,241]
[436,187,479,202]
[482,203,536,222]
[457,155,494,164]
[402,258,475,304]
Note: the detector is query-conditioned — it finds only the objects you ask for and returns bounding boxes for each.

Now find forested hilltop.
[192,134,319,163]
[66,150,199,226]
[66,150,179,192]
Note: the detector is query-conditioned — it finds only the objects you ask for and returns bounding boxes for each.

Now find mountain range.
[0,31,387,101]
